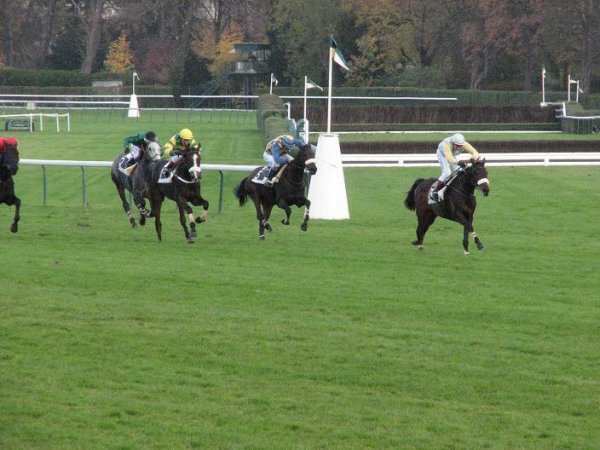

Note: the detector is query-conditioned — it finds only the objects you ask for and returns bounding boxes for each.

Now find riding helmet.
[144,131,157,143]
[180,128,194,140]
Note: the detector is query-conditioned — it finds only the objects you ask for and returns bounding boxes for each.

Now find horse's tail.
[404,178,425,211]
[233,177,249,206]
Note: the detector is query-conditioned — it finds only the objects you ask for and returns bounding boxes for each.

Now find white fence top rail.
[20,154,600,170]
[342,152,600,167]
[20,159,258,172]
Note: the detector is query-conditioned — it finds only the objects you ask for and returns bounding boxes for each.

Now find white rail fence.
[20,154,600,209]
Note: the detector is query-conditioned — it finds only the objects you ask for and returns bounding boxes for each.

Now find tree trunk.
[80,0,104,74]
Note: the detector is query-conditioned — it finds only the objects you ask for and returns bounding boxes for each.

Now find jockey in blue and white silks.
[263,134,305,186]
[431,133,480,201]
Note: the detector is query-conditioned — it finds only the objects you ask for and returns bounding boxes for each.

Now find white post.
[284,102,291,120]
[567,74,571,102]
[67,113,71,132]
[541,67,546,106]
[576,80,580,103]
[303,75,308,121]
[128,72,140,118]
[307,134,349,219]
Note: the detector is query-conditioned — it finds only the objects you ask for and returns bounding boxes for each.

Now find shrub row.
[256,94,286,135]
[340,140,600,154]
[300,105,557,126]
[312,123,561,132]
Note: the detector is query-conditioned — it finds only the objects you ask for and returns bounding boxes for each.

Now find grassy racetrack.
[1,110,599,449]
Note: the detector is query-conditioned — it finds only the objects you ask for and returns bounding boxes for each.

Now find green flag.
[330,36,350,71]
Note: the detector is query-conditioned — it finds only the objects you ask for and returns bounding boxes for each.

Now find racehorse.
[147,149,209,243]
[0,141,20,233]
[110,141,162,227]
[404,158,490,254]
[233,143,317,240]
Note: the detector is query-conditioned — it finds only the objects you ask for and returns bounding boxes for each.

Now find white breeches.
[437,149,459,182]
[129,144,142,160]
[263,151,279,169]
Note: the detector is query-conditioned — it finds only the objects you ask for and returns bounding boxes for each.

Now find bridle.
[173,152,201,184]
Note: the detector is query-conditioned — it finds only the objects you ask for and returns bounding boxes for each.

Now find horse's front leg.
[150,200,162,242]
[133,191,149,226]
[299,197,310,232]
[193,197,209,224]
[461,224,484,254]
[177,201,193,243]
[184,204,197,240]
[278,200,291,225]
[9,196,20,233]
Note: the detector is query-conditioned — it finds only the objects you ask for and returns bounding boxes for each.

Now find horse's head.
[145,141,162,161]
[465,158,489,196]
[182,149,202,182]
[294,143,317,175]
[0,145,20,176]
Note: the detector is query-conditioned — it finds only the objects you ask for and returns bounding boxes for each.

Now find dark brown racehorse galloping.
[233,144,317,240]
[404,158,490,254]
[0,141,21,233]
[147,149,209,243]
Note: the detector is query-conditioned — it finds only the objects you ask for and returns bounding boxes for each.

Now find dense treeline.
[0,0,599,93]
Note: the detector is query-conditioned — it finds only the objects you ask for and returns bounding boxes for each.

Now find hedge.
[340,140,600,154]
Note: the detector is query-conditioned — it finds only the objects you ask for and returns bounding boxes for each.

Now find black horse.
[234,144,317,239]
[147,149,209,243]
[111,141,162,228]
[404,158,490,254]
[0,142,21,233]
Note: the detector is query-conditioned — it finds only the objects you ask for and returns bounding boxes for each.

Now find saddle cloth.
[251,166,271,185]
[428,169,462,205]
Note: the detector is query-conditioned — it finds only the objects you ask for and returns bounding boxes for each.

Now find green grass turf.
[1,110,599,449]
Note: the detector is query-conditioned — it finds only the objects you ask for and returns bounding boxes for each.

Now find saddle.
[428,169,463,205]
[251,166,271,185]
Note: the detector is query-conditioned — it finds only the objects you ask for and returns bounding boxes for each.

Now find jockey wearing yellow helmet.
[158,128,201,183]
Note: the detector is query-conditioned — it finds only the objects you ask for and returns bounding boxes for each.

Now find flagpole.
[327,47,333,134]
[270,73,273,95]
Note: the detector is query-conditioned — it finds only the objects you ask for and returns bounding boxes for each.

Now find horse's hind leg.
[9,197,20,233]
[113,179,136,228]
[413,210,436,251]
[279,202,292,225]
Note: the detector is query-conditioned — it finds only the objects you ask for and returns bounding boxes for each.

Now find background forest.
[0,0,599,93]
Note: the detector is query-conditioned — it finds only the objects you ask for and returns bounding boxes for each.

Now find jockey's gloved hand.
[284,154,295,163]
[457,160,468,168]
[172,150,182,156]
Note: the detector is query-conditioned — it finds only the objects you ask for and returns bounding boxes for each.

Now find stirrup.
[265,179,274,187]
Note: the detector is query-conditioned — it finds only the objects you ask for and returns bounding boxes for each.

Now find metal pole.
[42,166,47,206]
[218,170,224,213]
[81,167,87,207]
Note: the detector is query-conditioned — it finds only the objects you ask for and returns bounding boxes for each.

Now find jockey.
[0,136,18,153]
[431,133,480,202]
[158,128,200,183]
[118,131,158,175]
[263,134,304,187]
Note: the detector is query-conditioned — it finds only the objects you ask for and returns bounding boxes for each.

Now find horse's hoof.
[477,244,485,251]
[259,235,265,240]
[417,245,424,252]
[300,223,308,232]
[411,240,420,246]
[10,224,18,233]
[139,217,146,227]
[195,217,206,224]
[281,219,290,226]
[129,219,137,228]
[190,230,197,239]
[463,250,470,255]
[265,223,273,232]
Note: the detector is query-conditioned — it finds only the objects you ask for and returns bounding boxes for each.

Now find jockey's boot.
[118,154,134,175]
[266,164,287,187]
[430,180,445,202]
[158,161,175,184]
[265,167,277,187]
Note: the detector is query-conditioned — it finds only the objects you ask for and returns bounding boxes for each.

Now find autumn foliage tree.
[103,33,134,73]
